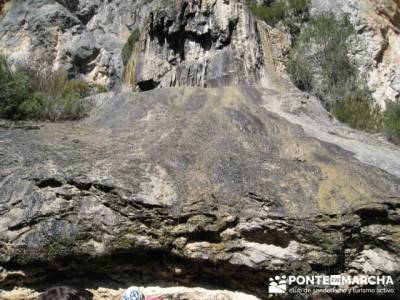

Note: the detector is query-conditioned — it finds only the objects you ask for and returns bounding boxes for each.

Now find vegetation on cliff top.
[0,55,97,121]
[287,13,356,107]
[248,0,310,34]
[121,28,141,66]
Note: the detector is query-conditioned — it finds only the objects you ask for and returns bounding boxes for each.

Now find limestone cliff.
[0,0,155,87]
[132,0,268,90]
[0,0,271,90]
[1,0,400,102]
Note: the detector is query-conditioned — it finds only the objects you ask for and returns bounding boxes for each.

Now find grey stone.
[0,87,399,298]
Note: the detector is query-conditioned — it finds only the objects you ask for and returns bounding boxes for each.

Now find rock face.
[0,0,269,90]
[311,0,400,106]
[1,0,400,102]
[0,87,399,299]
[131,0,267,91]
[0,0,155,87]
[1,1,400,299]
[0,0,11,18]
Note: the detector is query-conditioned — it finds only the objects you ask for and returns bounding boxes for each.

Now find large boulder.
[0,86,399,299]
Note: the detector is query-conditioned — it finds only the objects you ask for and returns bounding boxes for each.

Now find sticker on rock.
[123,287,145,300]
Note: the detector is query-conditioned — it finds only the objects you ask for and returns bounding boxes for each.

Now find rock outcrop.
[0,0,155,87]
[131,0,268,91]
[0,87,399,299]
[1,1,400,299]
[0,0,270,90]
[0,0,11,18]
[1,0,400,102]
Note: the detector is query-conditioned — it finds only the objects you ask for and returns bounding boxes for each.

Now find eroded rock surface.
[0,0,269,90]
[0,0,155,87]
[1,0,400,103]
[0,87,399,299]
[132,0,267,91]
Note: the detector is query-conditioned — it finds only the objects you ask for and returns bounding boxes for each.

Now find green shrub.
[121,28,141,65]
[95,84,108,93]
[384,100,400,145]
[18,92,44,120]
[334,89,383,133]
[62,79,91,98]
[0,55,92,121]
[37,71,90,121]
[0,55,38,119]
[248,0,310,33]
[55,94,87,121]
[287,13,357,109]
[248,0,286,25]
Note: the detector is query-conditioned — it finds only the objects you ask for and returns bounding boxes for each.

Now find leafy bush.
[18,92,44,119]
[248,0,286,25]
[0,55,91,121]
[121,28,141,65]
[384,100,400,145]
[287,13,357,110]
[0,55,37,119]
[96,84,108,93]
[248,0,310,33]
[334,89,383,133]
[33,70,90,121]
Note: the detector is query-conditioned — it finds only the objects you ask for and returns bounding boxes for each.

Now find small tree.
[287,13,357,110]
[0,55,37,119]
[0,55,92,121]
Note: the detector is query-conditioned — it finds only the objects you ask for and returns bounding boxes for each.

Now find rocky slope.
[0,87,400,299]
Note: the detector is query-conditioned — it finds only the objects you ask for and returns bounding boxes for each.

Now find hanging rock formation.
[132,0,267,91]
